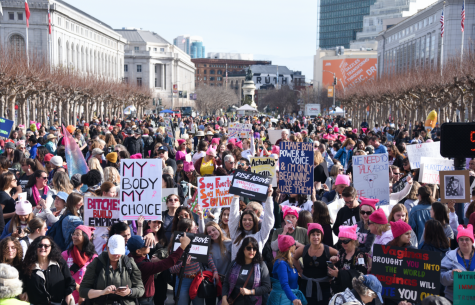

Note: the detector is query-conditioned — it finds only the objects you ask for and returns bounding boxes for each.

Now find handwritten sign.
[120,159,162,220]
[198,176,233,208]
[164,117,174,139]
[228,123,252,139]
[173,232,211,263]
[268,129,290,144]
[85,196,121,227]
[0,117,14,138]
[352,153,390,205]
[229,170,271,202]
[454,272,475,305]
[279,142,314,194]
[372,244,442,302]
[250,157,277,187]
[406,142,441,169]
[419,157,454,184]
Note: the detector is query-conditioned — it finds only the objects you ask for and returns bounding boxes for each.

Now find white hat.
[108,234,125,255]
[50,156,63,167]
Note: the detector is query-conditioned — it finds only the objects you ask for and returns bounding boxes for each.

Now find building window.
[210,70,215,74]
[134,46,139,51]
[160,48,165,52]
[137,65,142,72]
[210,77,215,81]
[196,70,199,74]
[137,78,142,86]
[217,70,222,75]
[124,65,128,72]
[8,13,14,20]
[203,77,207,80]
[17,13,23,20]
[124,77,128,83]
[9,34,25,54]
[217,77,222,81]
[204,70,207,74]
[153,48,157,51]
[210,83,214,86]
[155,78,158,87]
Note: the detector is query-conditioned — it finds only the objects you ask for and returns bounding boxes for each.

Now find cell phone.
[117,286,127,291]
[17,227,22,234]
[326,261,335,269]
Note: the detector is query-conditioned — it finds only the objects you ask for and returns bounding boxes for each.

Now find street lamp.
[322,70,337,110]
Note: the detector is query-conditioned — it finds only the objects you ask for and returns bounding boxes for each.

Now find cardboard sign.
[198,176,233,208]
[453,271,475,305]
[268,129,289,144]
[164,117,174,138]
[406,142,442,169]
[229,170,271,202]
[85,196,121,227]
[419,157,454,184]
[278,142,314,194]
[228,123,252,139]
[250,157,277,187]
[372,244,442,302]
[439,170,471,203]
[352,153,390,205]
[0,117,14,138]
[120,159,162,220]
[172,232,211,263]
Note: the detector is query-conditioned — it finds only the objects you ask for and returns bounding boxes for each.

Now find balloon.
[29,124,37,132]
[425,110,437,132]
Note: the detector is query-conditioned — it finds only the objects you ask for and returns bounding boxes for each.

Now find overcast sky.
[67,0,318,80]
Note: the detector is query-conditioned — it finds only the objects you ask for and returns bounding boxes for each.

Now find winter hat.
[66,125,76,134]
[360,197,379,210]
[15,200,32,215]
[271,146,280,155]
[175,151,186,161]
[352,129,358,133]
[4,142,15,149]
[106,152,118,164]
[335,174,350,186]
[278,235,295,252]
[211,138,220,146]
[390,220,412,239]
[301,130,307,135]
[369,208,388,225]
[108,234,126,255]
[130,153,142,159]
[75,225,95,240]
[236,141,243,149]
[228,138,236,145]
[307,223,324,236]
[184,161,195,172]
[334,127,339,133]
[338,225,357,240]
[50,156,63,167]
[362,128,367,134]
[70,173,82,188]
[16,140,25,147]
[44,153,54,162]
[206,146,216,157]
[457,224,474,243]
[282,205,300,219]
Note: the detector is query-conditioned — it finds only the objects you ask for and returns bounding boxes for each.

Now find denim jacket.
[408,203,431,243]
[61,213,83,249]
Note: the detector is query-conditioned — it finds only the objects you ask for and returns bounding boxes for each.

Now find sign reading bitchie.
[278,142,314,194]
[229,170,271,202]
[85,196,121,227]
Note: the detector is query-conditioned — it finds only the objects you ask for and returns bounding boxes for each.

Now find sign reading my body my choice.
[120,159,162,221]
[0,117,14,138]
[279,142,314,194]
[229,170,271,202]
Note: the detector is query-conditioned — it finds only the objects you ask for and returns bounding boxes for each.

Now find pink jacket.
[62,250,98,302]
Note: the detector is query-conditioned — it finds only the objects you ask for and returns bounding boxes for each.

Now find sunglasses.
[38,244,51,249]
[238,162,246,166]
[339,239,352,244]
[40,176,48,180]
[245,246,257,252]
[339,169,344,171]
[360,210,372,216]
[168,198,179,202]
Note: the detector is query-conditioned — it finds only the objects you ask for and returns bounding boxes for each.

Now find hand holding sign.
[179,232,191,250]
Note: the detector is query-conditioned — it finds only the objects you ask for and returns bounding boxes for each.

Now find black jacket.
[124,136,144,156]
[22,258,76,305]
[142,135,155,157]
[332,205,361,236]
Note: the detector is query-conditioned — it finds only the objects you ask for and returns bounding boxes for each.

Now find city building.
[0,0,127,80]
[207,52,254,60]
[173,35,205,58]
[376,0,475,78]
[192,58,271,87]
[116,28,195,109]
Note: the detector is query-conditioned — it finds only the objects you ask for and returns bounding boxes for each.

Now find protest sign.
[250,157,277,187]
[173,232,211,263]
[352,153,390,205]
[439,170,471,203]
[198,176,233,208]
[268,129,289,144]
[120,159,162,220]
[0,117,14,138]
[164,117,174,138]
[419,157,454,184]
[372,244,442,302]
[18,192,27,201]
[85,196,121,227]
[279,142,314,194]
[228,123,252,139]
[406,142,442,169]
[454,271,475,305]
[229,170,271,202]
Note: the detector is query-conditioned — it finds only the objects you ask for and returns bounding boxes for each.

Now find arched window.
[217,70,222,75]
[9,34,25,54]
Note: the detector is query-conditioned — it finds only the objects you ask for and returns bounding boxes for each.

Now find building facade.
[0,0,127,80]
[117,29,196,109]
[207,52,254,60]
[173,35,205,58]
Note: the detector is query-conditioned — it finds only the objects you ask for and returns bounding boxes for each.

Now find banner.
[250,157,277,187]
[372,244,442,302]
[419,157,454,184]
[173,232,211,263]
[454,272,475,305]
[279,142,314,194]
[268,129,289,144]
[198,176,233,209]
[120,159,162,220]
[322,58,377,89]
[352,153,390,205]
[85,196,121,227]
[164,117,174,138]
[406,142,442,169]
[0,117,14,138]
[228,123,252,138]
[229,170,271,202]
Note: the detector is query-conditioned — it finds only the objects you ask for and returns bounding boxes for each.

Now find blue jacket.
[61,214,83,250]
[269,260,301,304]
[321,190,338,204]
[334,148,353,168]
[29,143,41,159]
[408,203,431,242]
[373,144,388,155]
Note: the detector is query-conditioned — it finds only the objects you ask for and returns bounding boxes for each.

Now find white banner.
[419,157,454,184]
[352,153,390,205]
[268,129,289,145]
[406,142,441,169]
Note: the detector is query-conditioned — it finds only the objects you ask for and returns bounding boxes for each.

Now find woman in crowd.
[192,140,208,164]
[60,193,84,250]
[35,146,50,168]
[356,197,376,253]
[219,207,230,237]
[11,150,25,174]
[311,201,333,247]
[386,220,414,249]
[18,159,44,192]
[62,225,98,304]
[96,181,117,197]
[0,263,29,304]
[329,274,384,305]
[441,225,475,302]
[271,206,309,253]
[420,219,450,254]
[409,185,435,243]
[103,166,120,190]
[19,217,47,258]
[222,237,271,305]
[325,164,343,191]
[388,204,418,247]
[368,209,393,256]
[44,134,57,155]
[313,151,328,185]
[163,193,182,242]
[2,142,15,161]
[22,236,76,305]
[269,235,306,305]
[0,237,23,271]
[334,139,354,172]
[0,172,18,221]
[419,202,454,248]
[194,146,217,176]
[105,152,120,172]
[1,201,34,240]
[297,211,313,229]
[387,144,405,170]
[88,157,104,181]
[25,170,49,207]
[403,181,420,214]
[34,191,68,226]
[45,171,73,209]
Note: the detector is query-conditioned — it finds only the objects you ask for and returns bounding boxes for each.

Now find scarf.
[227,262,262,305]
[32,184,49,206]
[71,245,89,270]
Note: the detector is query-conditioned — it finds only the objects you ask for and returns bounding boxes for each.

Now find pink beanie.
[360,197,379,210]
[334,127,339,133]
[282,205,300,219]
[457,224,474,243]
[175,151,186,161]
[15,201,32,215]
[211,138,220,145]
[130,153,142,159]
[16,140,25,147]
[335,174,350,186]
[369,208,388,225]
[390,220,412,239]
[236,141,243,149]
[228,138,236,145]
[338,225,357,240]
[184,161,195,172]
[278,235,295,252]
[271,146,280,155]
[307,223,324,236]
[76,225,96,240]
[206,146,216,156]
[177,139,186,145]
[352,129,357,133]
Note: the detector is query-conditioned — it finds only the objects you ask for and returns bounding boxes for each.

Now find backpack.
[19,236,30,248]
[46,213,71,251]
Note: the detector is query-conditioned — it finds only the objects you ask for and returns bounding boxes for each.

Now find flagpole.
[440,2,445,76]
[461,0,465,63]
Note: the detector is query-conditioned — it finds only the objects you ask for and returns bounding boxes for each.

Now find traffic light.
[333,77,337,86]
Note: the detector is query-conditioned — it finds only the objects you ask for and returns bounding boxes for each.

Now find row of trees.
[0,48,152,127]
[194,85,239,115]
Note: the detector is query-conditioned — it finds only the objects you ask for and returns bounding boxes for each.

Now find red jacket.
[189,270,222,300]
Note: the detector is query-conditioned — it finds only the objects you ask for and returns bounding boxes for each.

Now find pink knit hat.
[352,129,357,133]
[360,197,379,210]
[177,139,186,145]
[175,151,186,161]
[307,223,324,236]
[206,146,216,157]
[369,208,388,225]
[271,146,280,155]
[278,235,295,252]
[282,205,300,219]
[334,127,339,133]
[228,138,236,145]
[211,138,220,145]
[15,200,32,215]
[184,161,195,172]
[130,153,142,159]
[335,174,350,186]
[457,224,474,243]
[75,225,96,240]
[338,225,357,240]
[390,220,412,239]
[236,141,243,149]
[16,140,25,147]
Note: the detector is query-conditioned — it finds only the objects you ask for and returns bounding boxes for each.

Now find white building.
[207,52,254,60]
[117,28,196,109]
[0,0,127,80]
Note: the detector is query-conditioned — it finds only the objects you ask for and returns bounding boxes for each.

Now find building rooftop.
[115,29,171,44]
[251,65,292,75]
[56,0,113,29]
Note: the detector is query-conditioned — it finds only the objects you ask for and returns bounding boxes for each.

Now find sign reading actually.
[453,271,475,305]
[173,232,211,263]
[198,176,233,209]
[419,157,454,184]
[279,142,314,194]
[229,170,271,202]
[85,196,121,227]
[250,157,277,187]
[120,159,162,220]
[372,244,442,302]
[406,142,442,169]
[0,117,14,138]
[352,153,390,205]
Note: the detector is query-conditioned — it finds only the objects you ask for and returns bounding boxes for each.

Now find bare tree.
[195,86,238,115]
[258,86,299,115]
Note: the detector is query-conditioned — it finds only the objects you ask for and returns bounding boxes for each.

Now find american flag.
[462,1,466,32]
[440,11,444,37]
[48,1,52,34]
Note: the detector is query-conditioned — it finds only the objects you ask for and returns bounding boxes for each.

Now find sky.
[66,0,318,80]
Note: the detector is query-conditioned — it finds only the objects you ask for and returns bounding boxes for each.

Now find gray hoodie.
[440,247,474,302]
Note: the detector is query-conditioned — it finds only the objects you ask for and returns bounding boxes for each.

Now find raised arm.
[256,186,275,244]
[229,196,241,241]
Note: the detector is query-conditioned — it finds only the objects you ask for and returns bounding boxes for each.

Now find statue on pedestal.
[245,68,253,81]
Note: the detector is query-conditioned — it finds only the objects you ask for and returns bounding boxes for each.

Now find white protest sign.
[120,159,162,220]
[406,142,441,169]
[250,157,277,187]
[228,123,253,139]
[419,157,454,184]
[268,129,290,144]
[352,153,390,205]
[84,196,121,227]
[18,192,27,201]
[164,117,174,138]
